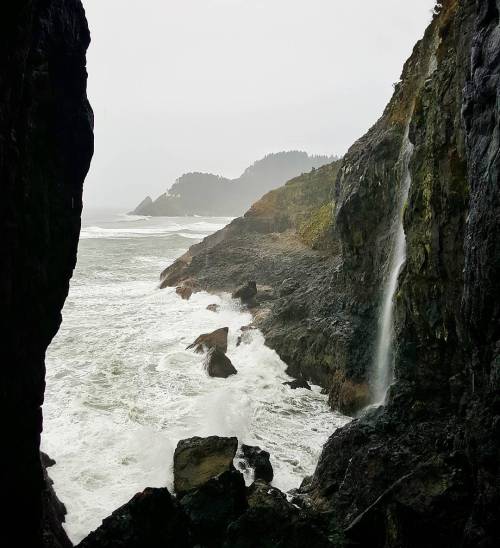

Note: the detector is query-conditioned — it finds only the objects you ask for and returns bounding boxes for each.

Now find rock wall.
[309,1,500,545]
[0,1,93,546]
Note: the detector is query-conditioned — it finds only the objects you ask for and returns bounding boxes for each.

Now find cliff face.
[309,1,500,546]
[0,1,93,546]
[158,11,445,414]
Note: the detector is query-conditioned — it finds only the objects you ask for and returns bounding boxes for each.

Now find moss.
[298,202,334,249]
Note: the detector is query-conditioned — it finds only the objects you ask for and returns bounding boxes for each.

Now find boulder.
[180,470,247,545]
[205,348,238,378]
[206,303,220,313]
[173,436,238,496]
[232,281,257,305]
[239,444,274,483]
[187,327,228,354]
[176,285,193,300]
[76,487,192,548]
[283,378,311,390]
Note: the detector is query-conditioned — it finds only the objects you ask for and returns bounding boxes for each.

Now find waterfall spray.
[372,128,414,405]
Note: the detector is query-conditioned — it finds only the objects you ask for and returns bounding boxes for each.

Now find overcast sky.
[82,0,436,209]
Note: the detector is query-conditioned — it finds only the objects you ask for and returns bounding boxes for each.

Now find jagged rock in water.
[179,470,247,545]
[0,1,93,544]
[176,284,193,300]
[205,348,238,378]
[186,327,229,354]
[76,488,192,548]
[239,444,274,483]
[232,281,257,305]
[173,436,238,496]
[206,303,220,313]
[283,378,311,391]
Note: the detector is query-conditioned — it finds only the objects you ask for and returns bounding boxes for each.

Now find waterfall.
[372,128,414,405]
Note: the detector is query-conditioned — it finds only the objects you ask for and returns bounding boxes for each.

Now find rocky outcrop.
[77,488,192,548]
[187,327,229,354]
[239,445,274,483]
[205,348,238,378]
[131,151,337,217]
[79,439,333,548]
[0,1,93,545]
[173,436,238,496]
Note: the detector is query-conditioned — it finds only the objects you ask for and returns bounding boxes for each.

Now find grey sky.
[82,0,436,209]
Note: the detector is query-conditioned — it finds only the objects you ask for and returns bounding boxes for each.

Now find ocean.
[41,208,348,543]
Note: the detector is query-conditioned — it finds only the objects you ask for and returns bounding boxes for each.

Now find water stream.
[372,129,414,404]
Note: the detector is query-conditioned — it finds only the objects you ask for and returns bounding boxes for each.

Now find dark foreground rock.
[173,436,238,496]
[239,445,274,483]
[41,454,72,548]
[187,327,229,354]
[0,1,94,545]
[180,470,247,545]
[77,488,192,548]
[205,348,238,378]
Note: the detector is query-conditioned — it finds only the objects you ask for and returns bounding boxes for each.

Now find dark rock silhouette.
[77,488,192,548]
[239,444,274,483]
[0,1,93,544]
[205,348,238,378]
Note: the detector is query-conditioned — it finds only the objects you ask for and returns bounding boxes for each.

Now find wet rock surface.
[205,348,238,378]
[173,436,238,496]
[187,327,229,354]
[239,445,274,483]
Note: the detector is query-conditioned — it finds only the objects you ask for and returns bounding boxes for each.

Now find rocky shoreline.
[2,0,499,546]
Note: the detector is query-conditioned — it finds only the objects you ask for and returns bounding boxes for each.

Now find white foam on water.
[42,213,348,543]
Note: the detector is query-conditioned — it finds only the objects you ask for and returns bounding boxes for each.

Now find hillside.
[130,151,336,217]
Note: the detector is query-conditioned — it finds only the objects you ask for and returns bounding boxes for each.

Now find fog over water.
[82,0,436,208]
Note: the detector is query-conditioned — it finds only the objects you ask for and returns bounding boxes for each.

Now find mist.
[82,0,436,209]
